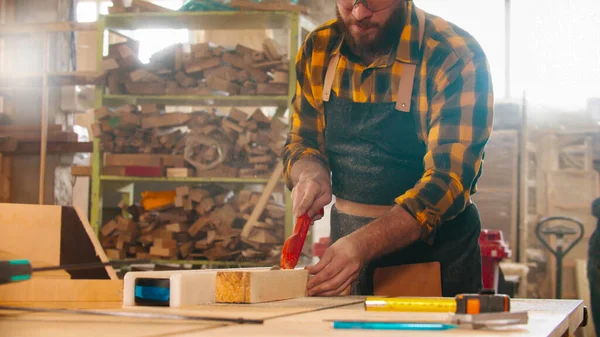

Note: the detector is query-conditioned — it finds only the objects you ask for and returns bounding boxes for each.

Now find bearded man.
[282,0,495,297]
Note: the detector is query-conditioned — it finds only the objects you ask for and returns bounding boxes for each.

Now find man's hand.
[290,159,332,220]
[305,235,366,296]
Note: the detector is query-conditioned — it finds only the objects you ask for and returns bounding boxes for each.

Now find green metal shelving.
[89,10,317,265]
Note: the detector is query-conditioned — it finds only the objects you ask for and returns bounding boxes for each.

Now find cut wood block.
[244,65,269,83]
[189,188,210,203]
[167,167,193,178]
[207,76,241,95]
[176,185,190,197]
[71,165,92,177]
[129,69,161,83]
[235,44,259,56]
[221,52,245,69]
[165,222,187,233]
[109,112,141,129]
[253,60,285,69]
[263,38,282,60]
[149,246,177,258]
[204,65,237,81]
[103,153,162,167]
[175,70,197,87]
[228,108,249,123]
[184,57,221,74]
[250,108,270,124]
[102,57,120,71]
[140,103,163,115]
[215,268,308,303]
[257,83,287,95]
[271,71,289,84]
[142,113,192,129]
[94,106,112,121]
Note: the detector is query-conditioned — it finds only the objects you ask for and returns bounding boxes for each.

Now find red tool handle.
[280,209,324,269]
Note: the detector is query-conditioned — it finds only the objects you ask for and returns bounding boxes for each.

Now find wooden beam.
[0,141,93,155]
[0,22,97,35]
[240,161,283,239]
[215,268,308,303]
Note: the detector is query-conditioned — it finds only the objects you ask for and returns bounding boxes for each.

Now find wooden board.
[0,279,123,302]
[215,268,308,303]
[0,204,117,280]
[373,262,441,297]
[0,312,222,337]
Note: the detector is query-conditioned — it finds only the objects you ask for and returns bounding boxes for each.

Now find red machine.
[479,229,512,292]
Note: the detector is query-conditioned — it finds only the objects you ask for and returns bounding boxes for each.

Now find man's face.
[336,0,405,57]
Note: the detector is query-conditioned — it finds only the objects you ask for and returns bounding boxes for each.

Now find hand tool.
[280,208,324,269]
[535,216,584,299]
[0,258,151,285]
[0,305,264,324]
[365,291,510,314]
[331,311,529,331]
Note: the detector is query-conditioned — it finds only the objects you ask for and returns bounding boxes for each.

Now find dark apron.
[321,7,482,297]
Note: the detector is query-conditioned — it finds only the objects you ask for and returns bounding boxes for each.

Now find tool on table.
[365,290,510,314]
[331,311,529,331]
[535,216,584,299]
[0,258,151,285]
[280,208,324,269]
[0,305,264,324]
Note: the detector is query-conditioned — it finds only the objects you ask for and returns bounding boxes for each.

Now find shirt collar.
[331,1,424,65]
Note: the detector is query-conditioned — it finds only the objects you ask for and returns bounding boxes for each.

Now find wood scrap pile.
[102,39,288,96]
[94,104,289,178]
[101,184,285,262]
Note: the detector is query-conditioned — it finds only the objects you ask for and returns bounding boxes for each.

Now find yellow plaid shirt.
[283,1,494,240]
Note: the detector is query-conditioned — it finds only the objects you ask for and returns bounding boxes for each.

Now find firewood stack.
[102,39,289,96]
[101,184,286,262]
[93,104,289,178]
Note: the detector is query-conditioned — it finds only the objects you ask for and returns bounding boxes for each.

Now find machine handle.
[535,216,584,258]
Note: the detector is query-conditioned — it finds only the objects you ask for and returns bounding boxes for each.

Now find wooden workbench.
[0,297,585,337]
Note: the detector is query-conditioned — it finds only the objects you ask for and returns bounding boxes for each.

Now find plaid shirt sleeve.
[282,35,329,190]
[395,51,494,240]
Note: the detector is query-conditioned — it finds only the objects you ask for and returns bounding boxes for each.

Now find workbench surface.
[0,297,585,337]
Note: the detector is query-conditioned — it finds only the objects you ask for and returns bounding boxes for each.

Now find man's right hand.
[290,160,332,220]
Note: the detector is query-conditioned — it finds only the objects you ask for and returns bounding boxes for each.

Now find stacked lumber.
[94,105,289,178]
[102,39,289,96]
[101,184,285,262]
[91,103,189,155]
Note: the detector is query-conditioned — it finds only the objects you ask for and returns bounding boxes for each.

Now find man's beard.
[335,5,405,62]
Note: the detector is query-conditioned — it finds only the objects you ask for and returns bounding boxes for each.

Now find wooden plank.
[215,268,308,303]
[0,153,11,202]
[0,22,97,35]
[70,165,91,177]
[0,310,221,337]
[0,279,123,302]
[0,141,93,155]
[240,161,283,239]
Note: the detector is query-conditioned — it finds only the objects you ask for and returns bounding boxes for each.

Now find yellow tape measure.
[364,297,457,313]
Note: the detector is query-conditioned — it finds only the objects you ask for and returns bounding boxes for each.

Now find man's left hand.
[305,235,366,296]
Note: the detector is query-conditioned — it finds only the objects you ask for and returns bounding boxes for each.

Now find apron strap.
[395,7,426,112]
[323,7,426,107]
[322,53,341,102]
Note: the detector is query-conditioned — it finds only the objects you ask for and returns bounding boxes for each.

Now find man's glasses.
[336,0,398,12]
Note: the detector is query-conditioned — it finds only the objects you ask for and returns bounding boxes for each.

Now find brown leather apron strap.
[322,53,341,102]
[395,7,427,112]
